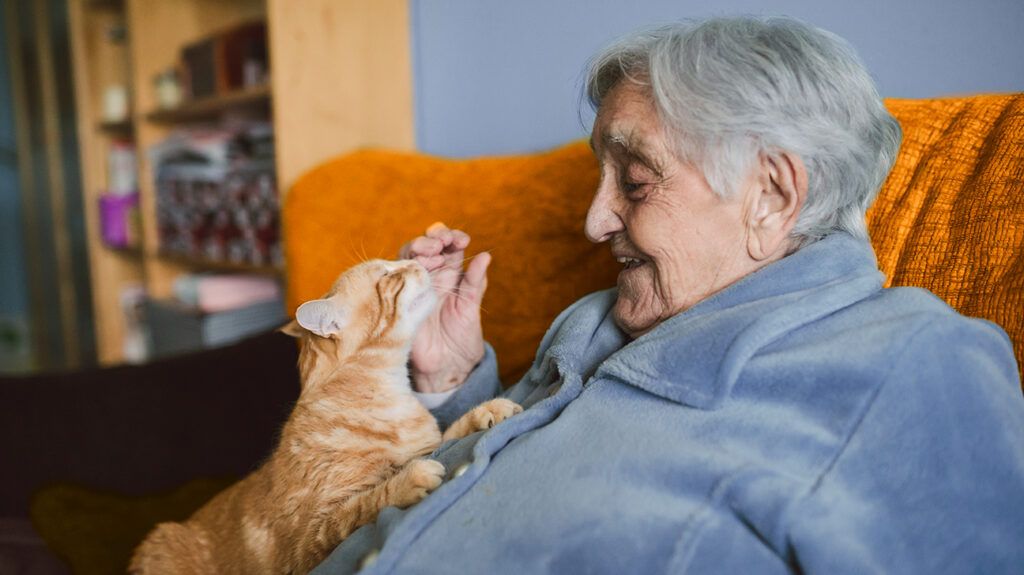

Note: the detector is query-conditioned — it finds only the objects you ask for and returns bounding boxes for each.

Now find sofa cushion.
[869,95,1023,384]
[0,330,300,518]
[284,94,1023,385]
[30,478,235,575]
[284,143,617,384]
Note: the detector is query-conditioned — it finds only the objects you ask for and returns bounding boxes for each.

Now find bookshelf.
[97,119,133,135]
[144,85,271,123]
[68,0,144,364]
[68,0,415,365]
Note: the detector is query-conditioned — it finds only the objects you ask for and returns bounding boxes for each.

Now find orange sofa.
[15,94,1021,574]
[285,94,1024,386]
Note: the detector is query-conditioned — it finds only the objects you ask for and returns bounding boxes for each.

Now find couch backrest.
[284,94,1024,385]
[867,95,1023,385]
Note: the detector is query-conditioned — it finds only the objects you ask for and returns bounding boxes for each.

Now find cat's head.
[282,259,436,346]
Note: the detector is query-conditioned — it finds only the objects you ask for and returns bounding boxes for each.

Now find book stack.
[145,274,286,359]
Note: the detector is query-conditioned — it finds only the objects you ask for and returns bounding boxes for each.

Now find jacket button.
[357,548,380,571]
[450,462,471,479]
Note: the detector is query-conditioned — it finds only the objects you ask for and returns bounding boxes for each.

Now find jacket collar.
[580,233,886,409]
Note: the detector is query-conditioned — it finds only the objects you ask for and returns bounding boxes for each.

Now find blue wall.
[411,0,1024,157]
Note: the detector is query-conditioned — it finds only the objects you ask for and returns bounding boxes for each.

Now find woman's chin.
[612,297,658,339]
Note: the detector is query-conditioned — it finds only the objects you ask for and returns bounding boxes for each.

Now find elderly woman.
[313,16,1024,574]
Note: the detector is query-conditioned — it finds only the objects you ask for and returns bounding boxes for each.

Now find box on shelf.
[99,140,141,249]
[144,294,286,359]
[181,20,268,100]
[173,273,282,313]
[108,139,137,194]
[120,283,148,364]
[99,191,140,249]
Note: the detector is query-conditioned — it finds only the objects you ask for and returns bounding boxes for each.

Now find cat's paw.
[442,398,524,442]
[469,398,523,431]
[390,459,445,508]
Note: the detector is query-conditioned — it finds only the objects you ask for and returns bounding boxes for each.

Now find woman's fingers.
[448,229,470,252]
[414,254,446,270]
[400,224,481,294]
[426,222,471,253]
[403,224,469,256]
[399,239,428,259]
[457,252,491,310]
[425,221,454,245]
[410,236,444,257]
[401,236,447,273]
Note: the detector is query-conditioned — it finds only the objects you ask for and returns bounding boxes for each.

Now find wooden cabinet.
[68,0,414,364]
[68,0,145,365]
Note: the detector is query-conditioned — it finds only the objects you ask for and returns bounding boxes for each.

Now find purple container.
[99,192,139,248]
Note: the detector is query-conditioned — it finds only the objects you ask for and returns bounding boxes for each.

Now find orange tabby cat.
[129,259,521,574]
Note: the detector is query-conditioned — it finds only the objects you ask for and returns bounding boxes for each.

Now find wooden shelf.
[70,0,412,364]
[144,85,272,124]
[86,0,124,10]
[158,251,284,276]
[107,244,144,258]
[97,119,134,135]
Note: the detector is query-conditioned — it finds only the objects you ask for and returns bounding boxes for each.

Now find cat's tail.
[128,521,215,574]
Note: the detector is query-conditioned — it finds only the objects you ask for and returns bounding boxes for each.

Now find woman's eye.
[622,180,649,196]
[621,164,656,198]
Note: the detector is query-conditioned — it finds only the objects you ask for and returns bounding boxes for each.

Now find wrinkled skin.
[400,223,490,393]
[585,81,802,337]
[404,80,805,385]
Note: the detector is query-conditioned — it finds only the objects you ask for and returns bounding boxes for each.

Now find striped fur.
[130,260,518,574]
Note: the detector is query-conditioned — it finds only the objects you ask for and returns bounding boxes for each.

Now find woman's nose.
[585,181,624,243]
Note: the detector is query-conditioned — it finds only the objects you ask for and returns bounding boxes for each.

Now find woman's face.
[586,82,759,338]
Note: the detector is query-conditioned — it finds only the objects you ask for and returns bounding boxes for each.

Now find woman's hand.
[400,222,491,393]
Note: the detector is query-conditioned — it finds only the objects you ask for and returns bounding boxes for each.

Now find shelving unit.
[68,0,416,365]
[96,119,133,134]
[145,85,271,123]
[86,0,123,8]
[157,251,283,277]
[68,0,144,364]
[126,0,270,306]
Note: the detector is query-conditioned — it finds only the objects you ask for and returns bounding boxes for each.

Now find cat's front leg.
[384,458,446,508]
[307,460,445,569]
[335,460,445,529]
[442,398,523,442]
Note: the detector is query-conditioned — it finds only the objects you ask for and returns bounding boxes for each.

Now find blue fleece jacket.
[314,233,1024,574]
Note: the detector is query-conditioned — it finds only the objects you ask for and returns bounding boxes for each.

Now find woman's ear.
[746,151,807,260]
[295,299,349,338]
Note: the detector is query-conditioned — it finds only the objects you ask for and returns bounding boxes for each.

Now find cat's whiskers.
[345,241,373,265]
[422,250,498,314]
[345,243,361,265]
[427,284,489,315]
[358,238,370,264]
[447,249,498,269]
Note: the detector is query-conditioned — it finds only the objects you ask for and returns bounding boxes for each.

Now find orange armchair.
[284,94,1024,386]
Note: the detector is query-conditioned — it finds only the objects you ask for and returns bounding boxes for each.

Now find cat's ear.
[295,299,348,338]
[279,319,305,338]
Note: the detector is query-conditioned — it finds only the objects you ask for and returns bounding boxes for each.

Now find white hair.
[585,16,902,247]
